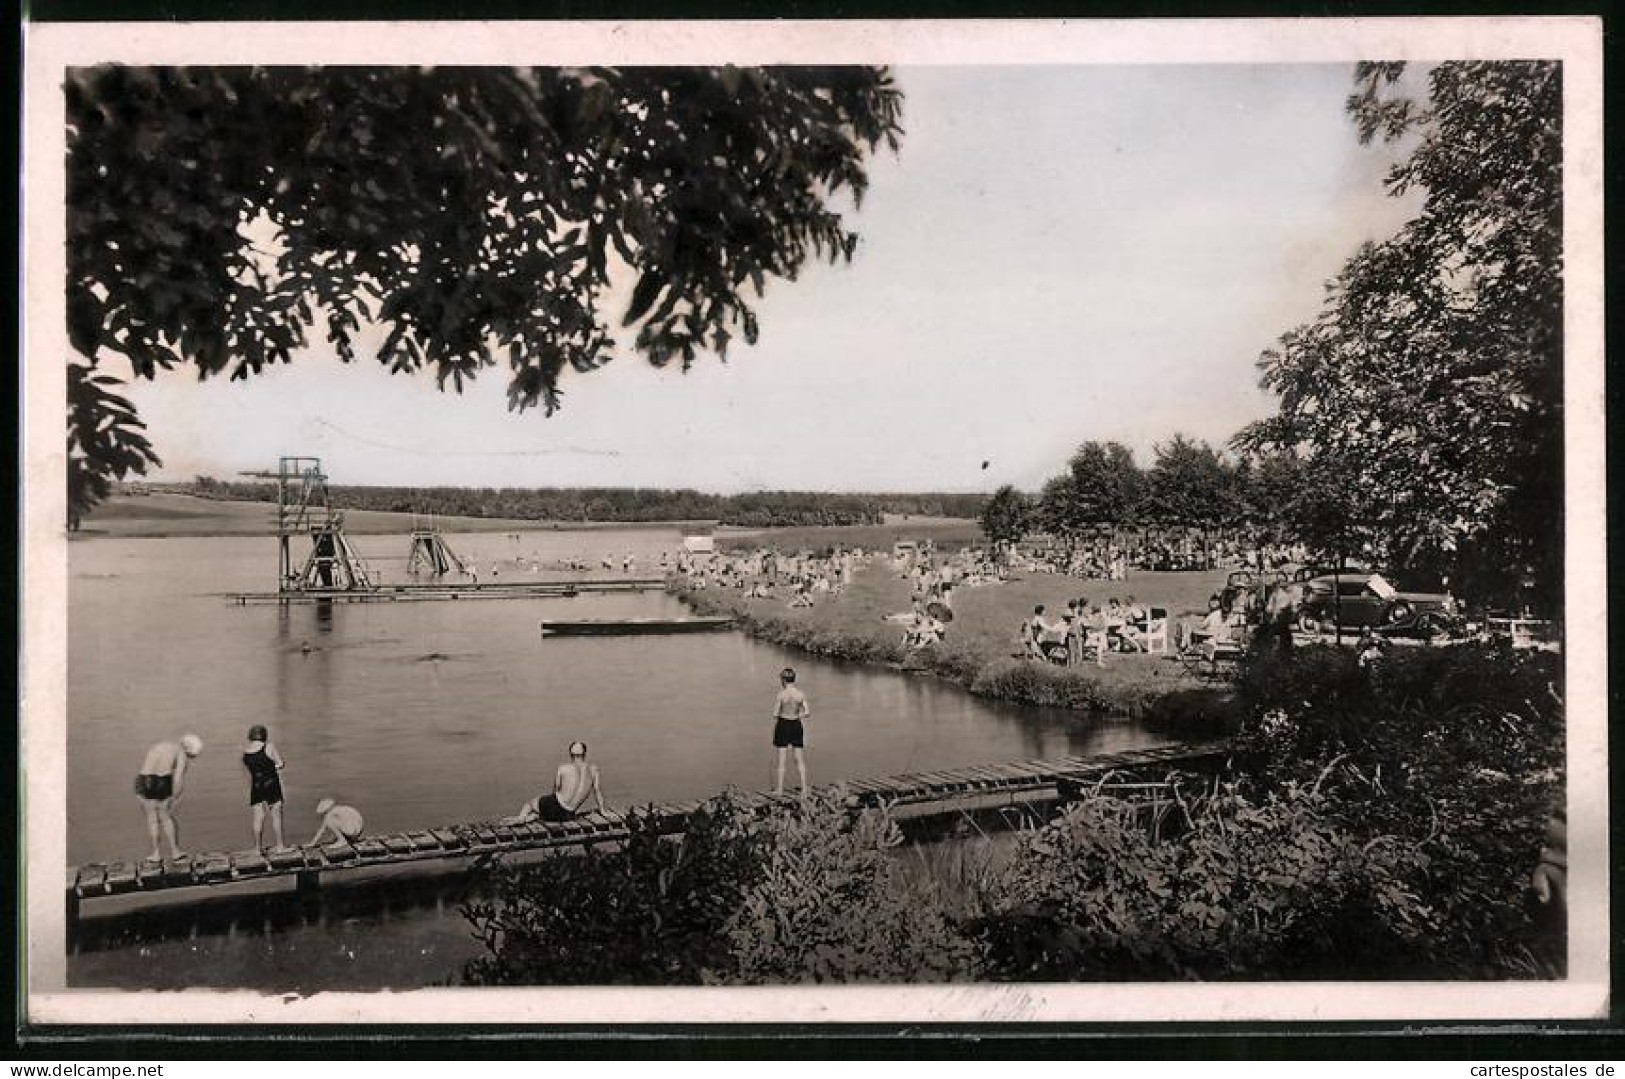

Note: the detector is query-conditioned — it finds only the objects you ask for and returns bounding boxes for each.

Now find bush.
[975,785,1437,981]
[462,795,985,985]
[724,796,986,983]
[461,796,764,985]
[1140,687,1244,738]
[970,658,1152,714]
[1233,641,1565,976]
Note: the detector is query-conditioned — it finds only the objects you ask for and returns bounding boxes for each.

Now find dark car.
[1290,562,1374,584]
[1296,573,1460,637]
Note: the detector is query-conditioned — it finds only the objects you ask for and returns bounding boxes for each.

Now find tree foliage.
[65,64,905,524]
[165,476,982,527]
[1236,640,1565,976]
[1237,62,1563,610]
[1140,435,1238,532]
[66,359,158,530]
[978,483,1031,546]
[1035,441,1144,536]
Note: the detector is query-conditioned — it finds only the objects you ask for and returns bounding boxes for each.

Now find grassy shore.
[674,559,1244,734]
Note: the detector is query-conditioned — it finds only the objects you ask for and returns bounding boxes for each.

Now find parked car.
[1296,573,1461,637]
[1290,562,1375,584]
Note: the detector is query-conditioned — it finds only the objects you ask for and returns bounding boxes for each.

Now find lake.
[67,526,1173,988]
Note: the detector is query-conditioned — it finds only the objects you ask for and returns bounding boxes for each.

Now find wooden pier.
[540,616,735,636]
[66,741,1235,930]
[229,577,666,605]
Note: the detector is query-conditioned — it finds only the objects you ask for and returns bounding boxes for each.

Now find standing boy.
[771,668,810,796]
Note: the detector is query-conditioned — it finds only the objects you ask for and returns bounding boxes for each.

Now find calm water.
[68,527,1170,988]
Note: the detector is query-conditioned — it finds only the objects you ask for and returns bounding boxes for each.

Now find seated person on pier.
[310,798,366,846]
[505,740,606,824]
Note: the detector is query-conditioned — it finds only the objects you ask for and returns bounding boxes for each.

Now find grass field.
[677,558,1241,724]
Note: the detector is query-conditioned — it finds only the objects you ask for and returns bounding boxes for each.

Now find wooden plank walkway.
[67,741,1235,922]
[540,616,735,636]
[229,577,667,605]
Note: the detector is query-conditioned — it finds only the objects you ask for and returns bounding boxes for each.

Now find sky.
[128,63,1423,494]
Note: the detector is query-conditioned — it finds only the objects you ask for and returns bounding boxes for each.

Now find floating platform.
[540,616,735,637]
[230,577,665,605]
[66,740,1237,932]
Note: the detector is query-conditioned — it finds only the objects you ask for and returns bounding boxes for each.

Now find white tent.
[683,535,716,555]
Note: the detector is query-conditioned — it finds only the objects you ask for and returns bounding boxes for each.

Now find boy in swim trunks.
[771,668,810,796]
[134,733,203,861]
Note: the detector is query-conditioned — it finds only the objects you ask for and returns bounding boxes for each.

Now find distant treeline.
[168,478,986,527]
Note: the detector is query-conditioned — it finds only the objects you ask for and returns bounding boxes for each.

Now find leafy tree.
[65,65,905,524]
[1035,441,1143,537]
[978,484,1031,546]
[1237,62,1562,610]
[1140,434,1236,533]
[66,361,157,530]
[1233,450,1300,539]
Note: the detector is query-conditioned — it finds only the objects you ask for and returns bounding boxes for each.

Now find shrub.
[1233,641,1565,976]
[1140,687,1244,738]
[970,658,1151,713]
[463,794,984,985]
[460,796,764,985]
[975,785,1438,981]
[724,796,986,983]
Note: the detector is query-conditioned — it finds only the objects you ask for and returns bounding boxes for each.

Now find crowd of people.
[1018,596,1163,667]
[1012,534,1313,580]
[676,544,862,607]
[128,666,825,863]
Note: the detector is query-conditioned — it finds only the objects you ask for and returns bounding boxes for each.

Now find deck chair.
[1175,631,1245,680]
[1142,607,1170,655]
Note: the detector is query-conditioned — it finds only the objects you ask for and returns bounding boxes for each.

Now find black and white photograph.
[19,17,1607,1026]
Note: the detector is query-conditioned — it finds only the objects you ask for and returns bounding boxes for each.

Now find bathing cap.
[248,724,268,742]
[568,741,587,758]
[316,798,336,815]
[180,734,204,755]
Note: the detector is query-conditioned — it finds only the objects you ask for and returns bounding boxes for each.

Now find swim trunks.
[536,794,576,822]
[772,718,805,748]
[134,773,173,801]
